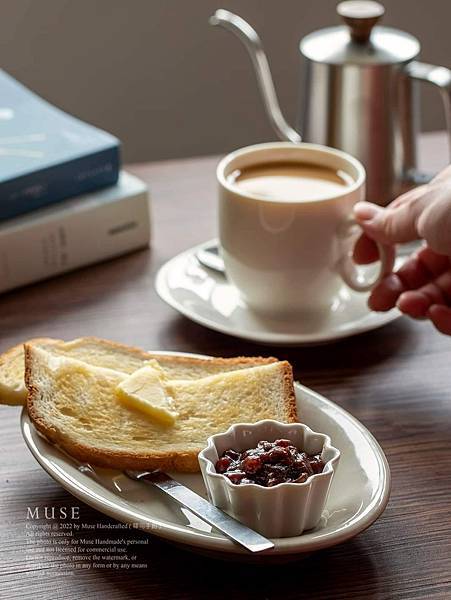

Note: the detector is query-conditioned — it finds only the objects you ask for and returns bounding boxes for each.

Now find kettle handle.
[209,10,302,144]
[405,61,451,184]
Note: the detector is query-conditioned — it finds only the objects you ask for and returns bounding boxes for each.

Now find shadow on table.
[157,312,416,374]
[88,532,390,600]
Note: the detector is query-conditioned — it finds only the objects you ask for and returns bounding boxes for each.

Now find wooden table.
[1,133,450,599]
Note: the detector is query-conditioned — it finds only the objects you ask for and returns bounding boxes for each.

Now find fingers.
[354,200,420,244]
[414,246,450,276]
[416,184,451,256]
[396,246,449,289]
[397,269,451,317]
[386,185,427,210]
[395,250,450,316]
[397,285,445,318]
[353,233,379,264]
[354,187,428,245]
[352,187,429,264]
[427,305,451,335]
[368,274,405,311]
[395,292,430,318]
[366,247,450,312]
[366,253,426,312]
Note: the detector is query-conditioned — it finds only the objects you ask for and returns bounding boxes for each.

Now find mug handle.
[337,217,395,293]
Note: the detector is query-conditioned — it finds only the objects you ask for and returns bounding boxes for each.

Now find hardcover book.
[0,69,120,221]
[0,171,150,294]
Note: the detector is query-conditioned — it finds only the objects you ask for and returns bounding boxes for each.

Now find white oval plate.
[20,351,390,560]
[155,240,402,346]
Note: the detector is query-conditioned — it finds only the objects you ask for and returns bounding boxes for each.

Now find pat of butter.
[116,365,178,426]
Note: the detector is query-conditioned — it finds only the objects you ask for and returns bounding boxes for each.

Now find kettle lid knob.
[337,1,385,43]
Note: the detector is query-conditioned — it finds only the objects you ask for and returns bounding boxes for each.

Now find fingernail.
[354,202,382,222]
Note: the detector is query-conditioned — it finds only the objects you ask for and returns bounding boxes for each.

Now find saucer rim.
[155,238,401,346]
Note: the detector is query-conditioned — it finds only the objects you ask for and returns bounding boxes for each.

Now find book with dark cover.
[0,70,120,221]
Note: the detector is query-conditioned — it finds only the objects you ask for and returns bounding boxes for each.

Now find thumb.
[354,198,423,245]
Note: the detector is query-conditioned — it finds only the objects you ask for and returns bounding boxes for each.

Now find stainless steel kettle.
[210,1,451,205]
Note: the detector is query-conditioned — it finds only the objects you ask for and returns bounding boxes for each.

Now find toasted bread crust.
[1,335,278,406]
[25,344,297,473]
[0,337,62,371]
[65,336,279,371]
[2,335,278,374]
[0,338,63,405]
[281,361,298,424]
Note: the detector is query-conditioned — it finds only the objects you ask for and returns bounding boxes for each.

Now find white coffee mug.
[217,142,394,317]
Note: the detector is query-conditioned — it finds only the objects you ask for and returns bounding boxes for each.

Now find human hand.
[353,165,451,334]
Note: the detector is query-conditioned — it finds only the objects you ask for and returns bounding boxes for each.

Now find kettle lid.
[300,1,420,65]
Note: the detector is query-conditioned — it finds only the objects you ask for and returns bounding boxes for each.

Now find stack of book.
[0,70,150,294]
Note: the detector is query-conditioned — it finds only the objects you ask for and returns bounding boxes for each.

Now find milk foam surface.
[228,162,354,202]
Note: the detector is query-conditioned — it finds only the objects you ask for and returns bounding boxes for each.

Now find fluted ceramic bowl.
[198,420,340,538]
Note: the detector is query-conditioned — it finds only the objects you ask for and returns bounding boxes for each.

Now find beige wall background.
[1,0,450,162]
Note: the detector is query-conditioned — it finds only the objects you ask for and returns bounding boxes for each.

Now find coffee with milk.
[227,162,354,202]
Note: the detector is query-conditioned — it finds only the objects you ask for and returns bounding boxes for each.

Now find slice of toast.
[25,345,297,472]
[0,336,277,405]
[0,337,62,406]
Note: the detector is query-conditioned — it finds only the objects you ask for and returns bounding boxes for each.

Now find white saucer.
[155,239,402,346]
[21,351,391,561]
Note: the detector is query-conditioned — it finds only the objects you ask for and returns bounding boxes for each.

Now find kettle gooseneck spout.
[209,9,302,144]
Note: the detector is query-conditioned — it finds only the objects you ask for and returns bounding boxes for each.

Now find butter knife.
[125,470,274,553]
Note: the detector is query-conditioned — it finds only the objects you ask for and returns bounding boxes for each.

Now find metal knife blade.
[125,470,274,553]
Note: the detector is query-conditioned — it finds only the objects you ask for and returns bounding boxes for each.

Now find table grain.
[1,133,450,600]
